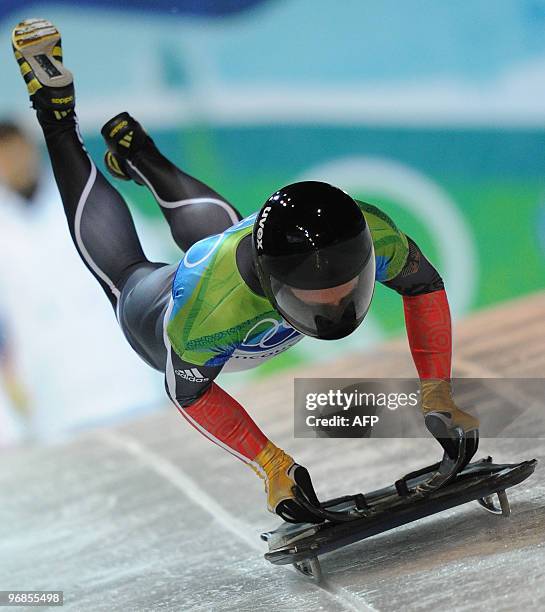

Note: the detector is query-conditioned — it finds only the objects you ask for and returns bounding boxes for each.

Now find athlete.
[12,19,479,523]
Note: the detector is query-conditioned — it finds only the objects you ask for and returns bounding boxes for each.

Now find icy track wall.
[2,292,545,611]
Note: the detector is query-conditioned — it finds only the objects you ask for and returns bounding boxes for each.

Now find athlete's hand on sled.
[271,462,324,524]
[416,379,479,493]
[253,442,323,524]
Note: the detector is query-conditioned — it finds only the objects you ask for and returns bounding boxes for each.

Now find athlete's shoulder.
[172,212,256,291]
[354,199,409,282]
[355,199,401,232]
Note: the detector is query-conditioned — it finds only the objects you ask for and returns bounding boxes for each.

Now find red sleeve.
[402,289,451,380]
[178,383,268,462]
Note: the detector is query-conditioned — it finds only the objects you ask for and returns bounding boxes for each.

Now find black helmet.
[253,181,375,340]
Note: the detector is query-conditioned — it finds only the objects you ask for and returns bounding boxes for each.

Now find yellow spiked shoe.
[12,18,75,117]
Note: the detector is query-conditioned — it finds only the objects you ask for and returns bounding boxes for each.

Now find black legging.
[125,139,241,252]
[38,111,241,368]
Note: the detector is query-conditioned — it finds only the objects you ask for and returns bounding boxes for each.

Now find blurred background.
[1,0,545,445]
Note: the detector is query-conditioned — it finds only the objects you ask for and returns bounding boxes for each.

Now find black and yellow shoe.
[251,441,323,524]
[12,18,75,118]
[104,150,131,181]
[101,112,150,184]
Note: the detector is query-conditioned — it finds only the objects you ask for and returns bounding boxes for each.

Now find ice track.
[2,293,545,611]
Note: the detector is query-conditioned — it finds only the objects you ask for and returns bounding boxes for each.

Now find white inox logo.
[256,206,272,249]
[175,368,209,383]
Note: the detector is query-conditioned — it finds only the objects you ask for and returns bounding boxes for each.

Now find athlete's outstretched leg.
[12,21,153,309]
[102,113,242,251]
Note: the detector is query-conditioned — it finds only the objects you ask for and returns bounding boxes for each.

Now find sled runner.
[261,456,537,582]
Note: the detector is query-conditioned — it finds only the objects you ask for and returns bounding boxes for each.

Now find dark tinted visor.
[270,257,376,339]
[261,231,371,290]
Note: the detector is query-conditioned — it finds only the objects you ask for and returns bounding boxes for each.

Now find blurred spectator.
[0,122,37,442]
[0,120,163,445]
